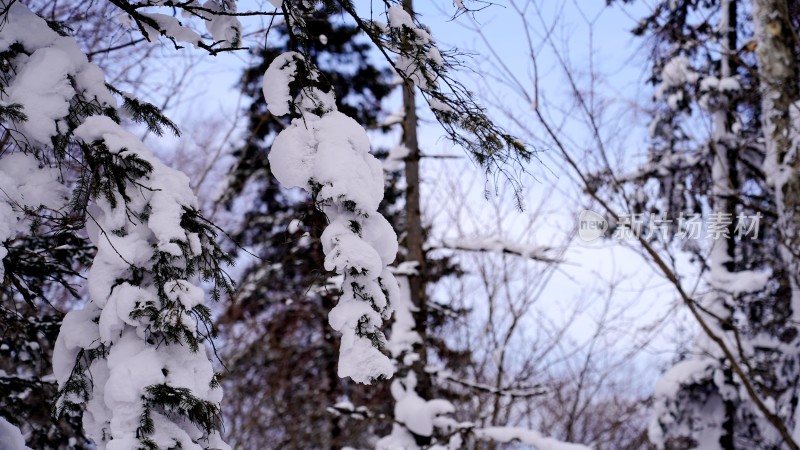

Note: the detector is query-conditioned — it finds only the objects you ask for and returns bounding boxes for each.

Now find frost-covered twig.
[531,50,800,450]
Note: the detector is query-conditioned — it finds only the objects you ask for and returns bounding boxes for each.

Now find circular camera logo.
[578,210,608,242]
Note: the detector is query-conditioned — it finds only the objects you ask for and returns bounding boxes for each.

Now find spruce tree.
[0,3,238,448]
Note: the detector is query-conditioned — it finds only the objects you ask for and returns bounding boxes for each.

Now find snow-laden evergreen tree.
[217,2,516,447]
[0,2,242,448]
[613,0,800,447]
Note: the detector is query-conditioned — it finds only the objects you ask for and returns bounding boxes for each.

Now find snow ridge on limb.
[264,51,399,384]
[0,4,232,449]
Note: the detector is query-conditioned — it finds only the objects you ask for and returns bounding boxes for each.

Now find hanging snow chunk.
[265,51,399,384]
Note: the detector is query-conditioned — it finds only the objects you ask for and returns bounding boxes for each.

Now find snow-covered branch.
[262,51,399,384]
[108,0,245,55]
[431,237,563,263]
[0,418,31,450]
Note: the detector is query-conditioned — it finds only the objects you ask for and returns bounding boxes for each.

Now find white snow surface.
[659,56,698,90]
[0,417,32,450]
[141,13,203,47]
[698,75,741,111]
[1,4,116,144]
[56,115,228,449]
[649,356,738,450]
[713,269,770,295]
[441,236,557,261]
[655,56,698,109]
[429,97,454,113]
[385,6,440,90]
[393,374,454,437]
[654,358,715,398]
[136,1,242,50]
[386,276,421,366]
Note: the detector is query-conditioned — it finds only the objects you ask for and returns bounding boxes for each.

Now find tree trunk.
[401,0,431,402]
[752,0,800,311]
[711,2,738,447]
[752,0,800,446]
